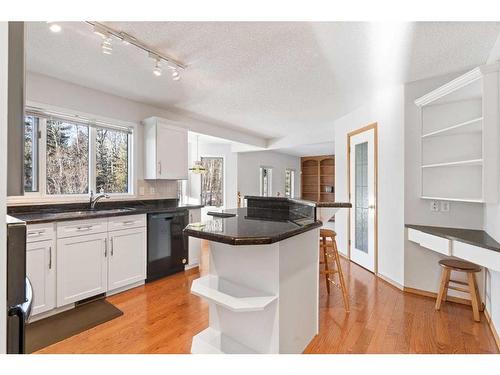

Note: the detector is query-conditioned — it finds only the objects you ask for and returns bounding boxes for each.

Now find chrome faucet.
[89,190,110,209]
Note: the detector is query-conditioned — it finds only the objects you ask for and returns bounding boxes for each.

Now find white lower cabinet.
[188,208,202,267]
[108,227,146,291]
[26,240,56,315]
[57,232,108,307]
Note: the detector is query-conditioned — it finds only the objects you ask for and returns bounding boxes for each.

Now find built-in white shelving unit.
[191,275,277,312]
[415,63,500,203]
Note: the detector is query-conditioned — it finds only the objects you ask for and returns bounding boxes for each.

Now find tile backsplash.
[138,179,179,199]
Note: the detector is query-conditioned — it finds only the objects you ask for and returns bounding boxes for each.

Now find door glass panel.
[355,142,368,253]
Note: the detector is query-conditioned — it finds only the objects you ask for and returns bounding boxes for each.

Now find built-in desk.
[406,224,500,272]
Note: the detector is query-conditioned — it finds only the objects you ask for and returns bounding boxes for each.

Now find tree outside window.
[201,157,224,207]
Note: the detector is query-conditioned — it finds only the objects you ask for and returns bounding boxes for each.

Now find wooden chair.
[435,258,482,322]
[319,228,349,313]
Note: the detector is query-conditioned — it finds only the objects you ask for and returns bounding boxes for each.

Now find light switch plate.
[430,201,439,212]
[440,201,450,212]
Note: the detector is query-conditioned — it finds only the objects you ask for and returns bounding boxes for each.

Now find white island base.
[190,228,320,354]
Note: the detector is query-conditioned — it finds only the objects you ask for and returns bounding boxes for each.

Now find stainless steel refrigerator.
[6,215,31,354]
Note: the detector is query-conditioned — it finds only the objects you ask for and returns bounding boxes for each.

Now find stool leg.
[332,238,350,313]
[322,236,331,295]
[435,268,450,310]
[467,272,481,322]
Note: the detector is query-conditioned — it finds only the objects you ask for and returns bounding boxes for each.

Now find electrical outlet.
[430,200,439,212]
[440,201,450,212]
[139,186,145,196]
[149,186,156,194]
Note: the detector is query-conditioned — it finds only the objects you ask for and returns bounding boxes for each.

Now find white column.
[0,21,9,354]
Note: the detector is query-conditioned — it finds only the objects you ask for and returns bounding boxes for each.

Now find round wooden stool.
[319,228,349,313]
[435,258,482,322]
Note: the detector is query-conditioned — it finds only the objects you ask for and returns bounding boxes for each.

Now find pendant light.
[189,135,207,174]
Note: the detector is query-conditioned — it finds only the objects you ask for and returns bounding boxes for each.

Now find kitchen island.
[184,197,322,354]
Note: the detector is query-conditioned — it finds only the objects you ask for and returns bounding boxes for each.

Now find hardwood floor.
[37,244,498,354]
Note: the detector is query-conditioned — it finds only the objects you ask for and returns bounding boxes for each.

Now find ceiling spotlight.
[153,59,162,77]
[101,38,113,55]
[169,67,181,81]
[47,22,61,33]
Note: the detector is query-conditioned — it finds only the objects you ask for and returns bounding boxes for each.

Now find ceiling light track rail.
[84,21,186,70]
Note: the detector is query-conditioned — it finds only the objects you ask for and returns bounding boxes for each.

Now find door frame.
[347,122,378,274]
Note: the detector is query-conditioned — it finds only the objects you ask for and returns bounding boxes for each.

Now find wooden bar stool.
[435,258,482,322]
[319,229,349,313]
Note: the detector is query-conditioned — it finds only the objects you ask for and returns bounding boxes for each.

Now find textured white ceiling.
[26,21,500,142]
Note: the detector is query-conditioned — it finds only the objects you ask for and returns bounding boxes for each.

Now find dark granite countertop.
[184,207,322,246]
[7,199,204,224]
[406,224,500,253]
[315,202,352,208]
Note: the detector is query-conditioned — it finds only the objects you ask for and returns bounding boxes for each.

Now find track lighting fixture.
[84,21,186,79]
[153,60,162,76]
[47,22,61,33]
[101,37,113,55]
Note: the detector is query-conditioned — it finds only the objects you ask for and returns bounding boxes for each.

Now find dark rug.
[26,299,123,353]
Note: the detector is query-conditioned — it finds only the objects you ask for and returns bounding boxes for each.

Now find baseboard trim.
[484,308,500,351]
[377,273,404,290]
[403,286,473,307]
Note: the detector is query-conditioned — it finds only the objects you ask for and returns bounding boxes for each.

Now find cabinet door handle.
[77,226,93,231]
[48,246,52,270]
[111,238,114,256]
[104,239,108,257]
[158,161,162,175]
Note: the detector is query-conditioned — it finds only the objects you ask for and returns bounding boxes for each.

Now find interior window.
[285,169,295,198]
[46,119,89,195]
[201,157,224,207]
[96,127,129,194]
[260,167,272,197]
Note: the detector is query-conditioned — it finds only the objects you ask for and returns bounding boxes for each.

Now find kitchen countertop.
[406,224,500,253]
[184,207,322,246]
[7,199,204,224]
[315,202,352,208]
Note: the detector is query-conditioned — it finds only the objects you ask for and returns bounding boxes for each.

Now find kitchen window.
[260,167,272,197]
[22,110,133,197]
[201,156,224,207]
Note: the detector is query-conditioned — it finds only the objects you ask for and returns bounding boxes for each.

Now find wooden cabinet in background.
[301,155,335,202]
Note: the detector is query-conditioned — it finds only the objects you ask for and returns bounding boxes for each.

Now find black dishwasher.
[146,210,189,282]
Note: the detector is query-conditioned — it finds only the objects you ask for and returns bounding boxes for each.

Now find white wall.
[484,205,500,342]
[186,142,238,209]
[403,71,485,293]
[0,21,8,354]
[334,85,405,286]
[24,71,182,201]
[237,150,301,199]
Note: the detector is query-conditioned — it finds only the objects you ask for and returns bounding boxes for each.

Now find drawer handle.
[76,226,93,231]
[28,230,45,237]
[122,221,135,225]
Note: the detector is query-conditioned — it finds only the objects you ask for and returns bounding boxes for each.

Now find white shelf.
[421,196,484,203]
[421,159,483,169]
[191,275,277,312]
[191,327,258,354]
[421,117,483,138]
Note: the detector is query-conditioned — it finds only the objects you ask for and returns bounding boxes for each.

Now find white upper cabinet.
[415,63,500,203]
[143,117,188,180]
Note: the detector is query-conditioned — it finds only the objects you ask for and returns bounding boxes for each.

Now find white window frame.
[12,103,136,202]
